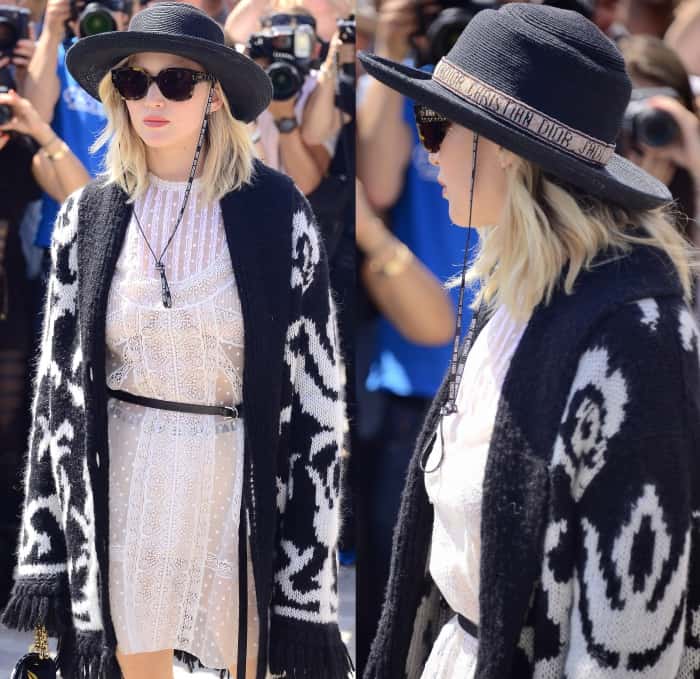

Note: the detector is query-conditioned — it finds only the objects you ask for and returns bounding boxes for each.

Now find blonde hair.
[92,57,255,203]
[457,157,697,322]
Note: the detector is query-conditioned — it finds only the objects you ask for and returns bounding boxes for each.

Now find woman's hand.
[0,88,55,146]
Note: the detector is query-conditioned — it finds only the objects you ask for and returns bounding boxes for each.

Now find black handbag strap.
[106,387,242,419]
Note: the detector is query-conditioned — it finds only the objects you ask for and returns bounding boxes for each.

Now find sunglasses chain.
[421,133,481,474]
[126,85,214,308]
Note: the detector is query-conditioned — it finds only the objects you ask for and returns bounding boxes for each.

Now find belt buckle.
[223,405,239,420]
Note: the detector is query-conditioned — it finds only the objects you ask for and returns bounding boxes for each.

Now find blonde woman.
[1,4,352,679]
[359,4,700,679]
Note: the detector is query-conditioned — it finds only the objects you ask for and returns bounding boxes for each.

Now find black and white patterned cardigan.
[1,160,353,679]
[365,243,700,679]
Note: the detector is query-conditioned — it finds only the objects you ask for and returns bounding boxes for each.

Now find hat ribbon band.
[433,58,615,167]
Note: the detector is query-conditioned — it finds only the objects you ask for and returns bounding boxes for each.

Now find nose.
[144,81,165,107]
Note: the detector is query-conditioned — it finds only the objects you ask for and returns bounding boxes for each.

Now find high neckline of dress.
[147,171,204,191]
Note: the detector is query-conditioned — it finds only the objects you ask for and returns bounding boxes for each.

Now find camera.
[69,0,131,37]
[0,84,11,126]
[0,5,30,59]
[249,14,319,100]
[622,87,680,148]
[413,0,496,67]
[337,14,355,45]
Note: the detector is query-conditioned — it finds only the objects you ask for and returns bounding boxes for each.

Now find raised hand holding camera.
[0,87,60,146]
[623,91,700,186]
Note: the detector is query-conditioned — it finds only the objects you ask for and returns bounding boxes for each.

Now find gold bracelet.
[367,241,414,277]
[45,142,69,161]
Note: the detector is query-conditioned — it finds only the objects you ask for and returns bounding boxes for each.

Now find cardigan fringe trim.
[268,617,354,679]
[0,575,70,636]
[56,632,121,679]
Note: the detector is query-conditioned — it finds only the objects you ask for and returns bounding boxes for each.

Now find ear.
[498,146,515,170]
[208,83,224,114]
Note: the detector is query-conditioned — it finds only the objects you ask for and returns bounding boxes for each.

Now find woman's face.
[429,124,510,228]
[123,52,222,152]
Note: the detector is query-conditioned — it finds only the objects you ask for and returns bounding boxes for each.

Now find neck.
[146,142,207,183]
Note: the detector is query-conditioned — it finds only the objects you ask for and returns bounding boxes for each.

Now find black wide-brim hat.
[65,2,272,123]
[359,4,672,210]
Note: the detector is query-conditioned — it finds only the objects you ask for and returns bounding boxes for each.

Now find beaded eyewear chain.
[421,133,482,474]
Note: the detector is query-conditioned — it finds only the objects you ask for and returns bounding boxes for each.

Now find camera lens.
[267,62,302,101]
[0,18,19,53]
[635,108,678,147]
[79,3,116,36]
[0,103,11,126]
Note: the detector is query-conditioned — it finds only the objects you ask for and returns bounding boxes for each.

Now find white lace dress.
[421,304,529,678]
[105,173,258,672]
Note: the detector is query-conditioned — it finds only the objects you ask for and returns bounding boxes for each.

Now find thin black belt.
[107,388,242,419]
[458,614,479,638]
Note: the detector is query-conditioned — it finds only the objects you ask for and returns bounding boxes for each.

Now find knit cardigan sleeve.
[268,188,352,678]
[1,188,87,636]
[527,296,699,678]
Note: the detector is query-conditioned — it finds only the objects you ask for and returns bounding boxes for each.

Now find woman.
[1,5,351,679]
[358,4,700,679]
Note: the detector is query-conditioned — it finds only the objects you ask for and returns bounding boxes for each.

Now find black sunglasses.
[111,66,215,102]
[414,104,452,153]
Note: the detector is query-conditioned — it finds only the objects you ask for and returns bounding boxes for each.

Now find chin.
[137,131,177,148]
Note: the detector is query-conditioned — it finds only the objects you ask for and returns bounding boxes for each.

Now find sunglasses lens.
[113,68,149,100]
[414,105,451,153]
[158,68,197,101]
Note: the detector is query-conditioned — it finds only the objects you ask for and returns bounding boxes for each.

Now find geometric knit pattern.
[520,298,700,679]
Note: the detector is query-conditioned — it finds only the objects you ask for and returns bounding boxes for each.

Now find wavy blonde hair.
[458,157,697,321]
[92,56,255,203]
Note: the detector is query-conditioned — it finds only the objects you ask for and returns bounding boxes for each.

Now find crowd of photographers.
[0,0,356,613]
[354,0,700,673]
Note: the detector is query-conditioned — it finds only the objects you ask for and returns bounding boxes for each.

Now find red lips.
[143,117,170,128]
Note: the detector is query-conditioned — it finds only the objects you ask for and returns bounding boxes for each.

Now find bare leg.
[116,648,175,679]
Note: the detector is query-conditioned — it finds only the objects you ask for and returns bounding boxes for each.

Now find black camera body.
[0,84,11,125]
[69,0,131,37]
[413,0,496,66]
[622,87,680,148]
[0,5,30,59]
[249,20,319,100]
[337,14,355,45]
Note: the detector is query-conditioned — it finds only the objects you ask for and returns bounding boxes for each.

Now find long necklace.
[129,87,214,308]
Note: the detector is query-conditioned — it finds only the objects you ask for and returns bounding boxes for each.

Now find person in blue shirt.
[355,0,479,669]
[22,0,131,249]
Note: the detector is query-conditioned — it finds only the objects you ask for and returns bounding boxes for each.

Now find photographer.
[618,36,700,234]
[224,0,352,46]
[0,86,88,609]
[23,0,129,251]
[0,3,36,95]
[252,8,335,194]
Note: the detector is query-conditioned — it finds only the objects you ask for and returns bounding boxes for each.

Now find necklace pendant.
[156,262,172,308]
